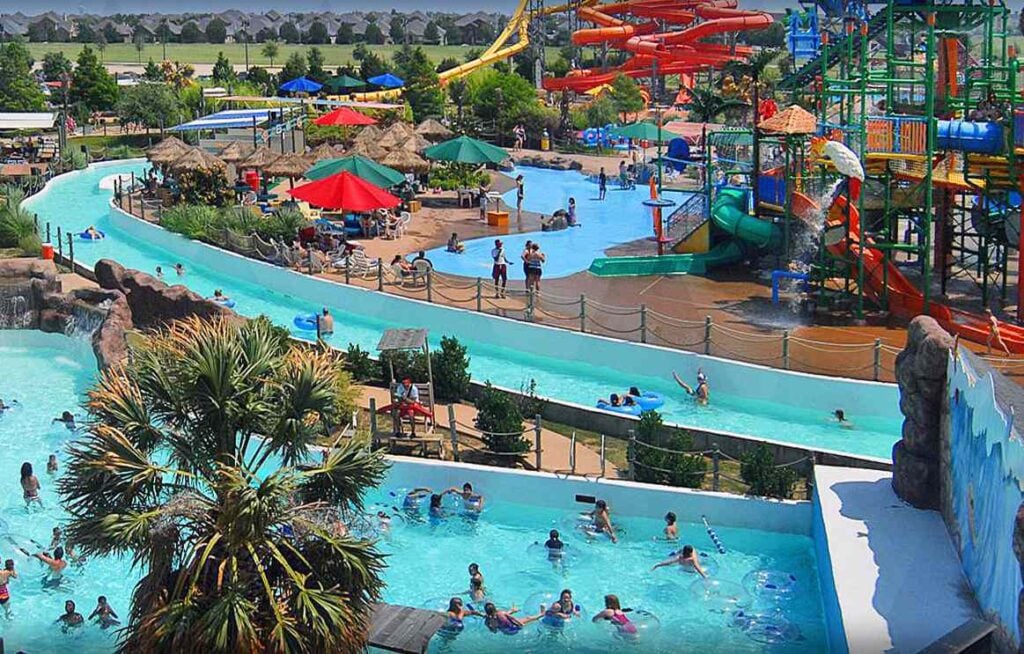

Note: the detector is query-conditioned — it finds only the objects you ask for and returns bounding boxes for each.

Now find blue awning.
[169,109,274,132]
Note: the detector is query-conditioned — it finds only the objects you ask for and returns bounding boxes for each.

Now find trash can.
[41,243,54,260]
[540,129,551,151]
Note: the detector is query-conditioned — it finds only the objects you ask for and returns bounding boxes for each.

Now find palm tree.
[684,86,749,123]
[59,316,388,654]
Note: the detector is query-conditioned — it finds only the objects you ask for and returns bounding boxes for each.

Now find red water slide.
[544,0,772,93]
[801,191,1024,353]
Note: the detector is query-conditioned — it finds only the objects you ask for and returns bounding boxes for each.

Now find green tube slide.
[588,188,782,277]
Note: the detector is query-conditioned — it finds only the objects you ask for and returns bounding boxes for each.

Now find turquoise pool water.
[0,334,828,653]
[23,161,900,459]
[425,167,677,280]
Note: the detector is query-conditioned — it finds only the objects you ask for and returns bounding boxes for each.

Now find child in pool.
[592,594,637,638]
[446,597,481,631]
[591,500,618,543]
[544,529,564,558]
[663,512,678,540]
[651,544,707,578]
[88,595,120,629]
[542,588,580,625]
[484,602,543,634]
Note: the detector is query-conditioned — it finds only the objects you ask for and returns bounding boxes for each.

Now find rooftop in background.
[169,109,273,132]
[0,112,56,132]
[216,97,403,111]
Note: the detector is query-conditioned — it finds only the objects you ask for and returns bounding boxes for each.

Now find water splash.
[0,295,32,329]
[64,301,110,340]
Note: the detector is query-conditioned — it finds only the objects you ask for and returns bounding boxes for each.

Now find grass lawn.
[27,42,563,69]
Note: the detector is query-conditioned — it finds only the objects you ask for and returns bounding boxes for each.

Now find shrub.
[631,410,707,489]
[17,233,42,256]
[161,204,219,241]
[344,343,377,383]
[431,336,471,403]
[261,208,305,243]
[177,168,234,206]
[428,163,489,191]
[0,203,38,250]
[474,382,529,455]
[740,444,798,499]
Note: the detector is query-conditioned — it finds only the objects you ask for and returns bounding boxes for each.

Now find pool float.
[293,313,318,331]
[689,578,752,612]
[78,230,105,241]
[525,591,583,631]
[595,400,642,416]
[743,569,798,600]
[212,297,236,309]
[630,391,664,410]
[602,609,660,642]
[732,609,802,644]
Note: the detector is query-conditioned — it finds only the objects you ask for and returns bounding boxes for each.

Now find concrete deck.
[814,465,978,653]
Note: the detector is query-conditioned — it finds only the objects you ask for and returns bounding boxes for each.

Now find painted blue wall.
[812,481,848,654]
[947,351,1024,646]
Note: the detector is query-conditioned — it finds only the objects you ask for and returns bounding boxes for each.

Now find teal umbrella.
[304,155,406,187]
[423,135,510,165]
[611,121,669,143]
[324,74,366,93]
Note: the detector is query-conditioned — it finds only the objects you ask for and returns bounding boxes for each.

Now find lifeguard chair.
[374,328,441,457]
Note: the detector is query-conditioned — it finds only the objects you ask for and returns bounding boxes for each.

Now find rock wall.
[514,154,584,171]
[94,259,232,328]
[893,315,954,509]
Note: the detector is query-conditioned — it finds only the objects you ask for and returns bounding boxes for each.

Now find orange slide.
[794,191,1024,353]
[544,0,772,93]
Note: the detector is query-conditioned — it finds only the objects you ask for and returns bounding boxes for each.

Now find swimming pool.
[24,161,901,459]
[425,166,675,280]
[0,333,829,652]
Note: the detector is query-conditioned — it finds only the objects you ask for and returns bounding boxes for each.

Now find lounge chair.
[411,259,432,285]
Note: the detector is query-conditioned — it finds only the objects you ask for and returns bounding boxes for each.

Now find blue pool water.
[425,166,677,280]
[0,334,828,653]
[23,161,900,459]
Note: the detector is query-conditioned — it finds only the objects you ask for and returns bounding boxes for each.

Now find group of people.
[154,263,186,279]
[489,238,547,297]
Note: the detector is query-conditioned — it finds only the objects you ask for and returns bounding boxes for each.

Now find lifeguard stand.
[373,328,441,457]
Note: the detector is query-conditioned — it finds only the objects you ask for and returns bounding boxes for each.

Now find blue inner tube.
[293,313,318,330]
[79,230,105,240]
[631,391,664,410]
[212,298,236,308]
[596,400,642,416]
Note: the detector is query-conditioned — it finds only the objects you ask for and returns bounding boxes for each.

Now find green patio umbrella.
[324,74,367,94]
[423,135,510,165]
[304,154,406,187]
[611,121,670,143]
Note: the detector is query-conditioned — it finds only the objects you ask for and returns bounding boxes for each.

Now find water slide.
[589,187,780,276]
[805,191,1024,353]
[544,0,772,93]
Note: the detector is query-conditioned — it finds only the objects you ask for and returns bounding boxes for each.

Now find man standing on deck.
[491,239,508,299]
[598,167,608,200]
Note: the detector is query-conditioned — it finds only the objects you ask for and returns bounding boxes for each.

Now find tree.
[102,22,122,44]
[41,51,72,82]
[684,86,748,122]
[0,41,46,112]
[179,22,204,44]
[359,51,387,82]
[246,66,273,93]
[71,45,119,113]
[307,47,328,83]
[261,41,280,67]
[583,96,618,128]
[156,22,175,45]
[76,21,96,44]
[205,17,227,44]
[436,57,460,74]
[142,58,162,82]
[26,21,52,42]
[424,21,441,45]
[448,77,468,122]
[631,411,707,489]
[432,336,471,402]
[280,51,308,84]
[740,443,797,498]
[306,20,330,45]
[279,21,301,44]
[389,16,406,44]
[117,82,182,132]
[467,68,537,130]
[474,383,529,458]
[133,33,145,64]
[741,22,786,48]
[364,22,385,45]
[59,316,386,653]
[255,26,277,43]
[394,46,443,120]
[336,23,354,45]
[93,32,107,61]
[609,73,645,121]
[212,51,234,84]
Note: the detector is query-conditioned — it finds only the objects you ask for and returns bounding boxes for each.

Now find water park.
[0,0,1023,651]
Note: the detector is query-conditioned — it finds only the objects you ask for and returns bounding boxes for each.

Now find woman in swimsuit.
[428,494,446,521]
[591,499,618,543]
[484,602,543,634]
[20,462,41,509]
[592,594,638,639]
[651,544,707,577]
[672,370,709,406]
[542,589,580,628]
[445,597,481,632]
[0,559,16,617]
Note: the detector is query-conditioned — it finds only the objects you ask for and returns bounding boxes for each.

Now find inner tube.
[689,578,752,613]
[293,313,318,331]
[630,391,664,410]
[212,298,236,308]
[732,610,802,644]
[596,400,642,416]
[606,609,660,641]
[79,230,105,241]
[743,569,798,600]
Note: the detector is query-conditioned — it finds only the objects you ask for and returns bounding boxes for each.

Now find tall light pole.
[243,19,250,71]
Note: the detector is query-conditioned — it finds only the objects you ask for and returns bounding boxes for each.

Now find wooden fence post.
[704,316,712,354]
[873,338,882,381]
[377,259,384,291]
[426,270,433,303]
[640,304,647,343]
[712,445,721,492]
[579,294,586,332]
[534,414,542,471]
[447,404,459,461]
[627,429,636,480]
[476,277,483,312]
[782,331,790,369]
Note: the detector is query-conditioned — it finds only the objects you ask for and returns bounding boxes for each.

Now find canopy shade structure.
[757,104,818,135]
[147,136,191,164]
[307,143,343,163]
[288,171,401,212]
[324,75,366,93]
[367,73,405,89]
[170,109,273,132]
[377,123,416,150]
[381,148,430,173]
[169,147,226,172]
[415,118,453,141]
[611,121,670,143]
[313,106,377,127]
[237,146,281,170]
[353,124,384,147]
[279,76,323,94]
[423,135,509,165]
[217,140,255,163]
[263,153,312,179]
[304,155,405,187]
[0,112,56,131]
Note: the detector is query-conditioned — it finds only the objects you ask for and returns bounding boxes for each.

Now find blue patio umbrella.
[279,76,323,94]
[367,73,405,89]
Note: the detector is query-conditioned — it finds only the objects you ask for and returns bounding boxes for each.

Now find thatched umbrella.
[263,153,313,188]
[348,140,387,162]
[352,124,384,147]
[399,133,432,153]
[218,141,255,164]
[238,146,281,170]
[307,143,343,163]
[377,122,415,150]
[169,147,226,172]
[381,148,429,174]
[147,137,191,165]
[757,105,817,135]
[415,118,453,141]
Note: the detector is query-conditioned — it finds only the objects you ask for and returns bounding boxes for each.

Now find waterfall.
[0,295,32,328]
[64,301,110,340]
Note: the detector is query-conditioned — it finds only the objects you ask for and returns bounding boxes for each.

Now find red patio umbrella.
[288,171,400,212]
[313,107,378,127]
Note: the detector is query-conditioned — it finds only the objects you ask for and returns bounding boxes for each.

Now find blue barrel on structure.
[937,120,1004,155]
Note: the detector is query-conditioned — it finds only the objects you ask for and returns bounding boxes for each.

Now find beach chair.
[386,383,440,457]
[411,259,432,285]
[397,211,412,238]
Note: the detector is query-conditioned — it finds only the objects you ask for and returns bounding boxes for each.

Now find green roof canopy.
[423,135,509,165]
[304,155,406,187]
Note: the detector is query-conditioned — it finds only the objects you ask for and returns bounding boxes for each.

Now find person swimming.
[46,454,58,475]
[672,370,709,405]
[20,462,41,509]
[651,544,707,578]
[663,512,678,540]
[85,225,103,239]
[428,494,445,520]
[468,577,486,603]
[88,595,120,629]
[544,529,564,558]
[833,409,854,429]
[467,563,486,599]
[57,599,84,631]
[52,411,75,430]
[444,482,484,513]
[592,594,637,638]
[542,589,580,627]
[0,559,16,617]
[402,487,432,511]
[35,546,67,587]
[445,597,480,632]
[590,499,618,543]
[484,602,543,634]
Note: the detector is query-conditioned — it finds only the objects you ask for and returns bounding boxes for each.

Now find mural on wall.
[947,350,1024,647]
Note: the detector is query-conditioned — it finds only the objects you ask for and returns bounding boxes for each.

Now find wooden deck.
[369,603,448,654]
